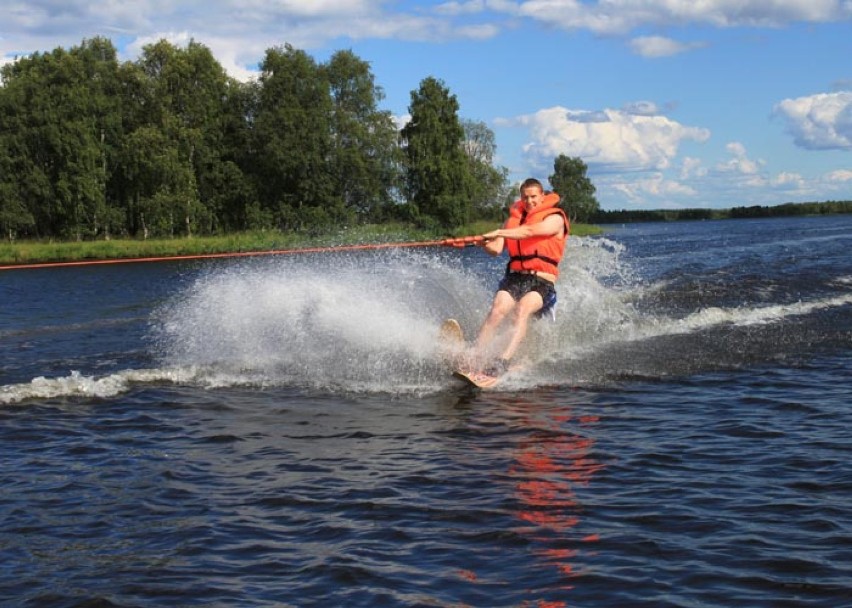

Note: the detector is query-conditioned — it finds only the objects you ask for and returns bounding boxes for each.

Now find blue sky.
[2,1,851,210]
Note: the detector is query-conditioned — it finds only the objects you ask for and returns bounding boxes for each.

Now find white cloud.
[125,30,192,57]
[764,168,852,199]
[513,0,852,34]
[825,168,852,182]
[503,106,710,172]
[611,173,697,201]
[715,141,764,175]
[708,143,818,194]
[436,0,486,16]
[0,0,496,80]
[773,91,852,150]
[770,171,805,188]
[125,30,263,82]
[265,0,375,18]
[4,0,852,83]
[680,156,707,180]
[628,36,705,58]
[455,23,501,38]
[393,113,412,130]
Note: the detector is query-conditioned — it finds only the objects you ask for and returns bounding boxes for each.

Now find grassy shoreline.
[0,222,603,267]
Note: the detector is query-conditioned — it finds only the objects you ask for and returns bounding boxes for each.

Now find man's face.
[520,186,543,210]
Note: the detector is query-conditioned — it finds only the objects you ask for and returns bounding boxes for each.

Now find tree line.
[0,37,601,243]
[593,199,852,223]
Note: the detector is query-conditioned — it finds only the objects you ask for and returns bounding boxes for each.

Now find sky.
[2,1,852,211]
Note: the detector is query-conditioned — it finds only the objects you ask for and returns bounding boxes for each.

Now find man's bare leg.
[497,291,543,363]
[473,290,515,364]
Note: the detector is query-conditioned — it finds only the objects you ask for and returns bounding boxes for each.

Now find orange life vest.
[505,192,570,278]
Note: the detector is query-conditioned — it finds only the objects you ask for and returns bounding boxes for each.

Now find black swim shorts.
[497,272,558,320]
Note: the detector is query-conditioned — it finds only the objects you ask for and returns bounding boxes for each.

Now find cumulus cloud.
[773,91,852,150]
[709,143,817,194]
[628,35,705,58]
[581,134,838,208]
[715,142,764,175]
[502,106,710,172]
[611,173,697,202]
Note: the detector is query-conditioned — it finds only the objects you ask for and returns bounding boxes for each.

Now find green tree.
[400,77,474,230]
[64,37,125,240]
[0,58,34,239]
[118,126,197,239]
[133,39,242,237]
[461,119,508,221]
[0,38,123,239]
[252,44,341,232]
[0,142,35,240]
[113,44,254,234]
[213,79,258,231]
[323,50,401,222]
[549,154,599,224]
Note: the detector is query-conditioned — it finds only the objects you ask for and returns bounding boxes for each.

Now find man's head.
[519,178,544,210]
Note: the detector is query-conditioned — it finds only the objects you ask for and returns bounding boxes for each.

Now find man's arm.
[482,214,564,243]
[481,227,506,256]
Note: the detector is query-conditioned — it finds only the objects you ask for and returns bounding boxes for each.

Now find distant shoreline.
[592,200,852,224]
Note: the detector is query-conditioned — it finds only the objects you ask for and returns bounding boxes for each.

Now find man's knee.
[516,293,543,317]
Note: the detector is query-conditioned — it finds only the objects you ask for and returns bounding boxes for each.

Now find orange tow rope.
[0,235,485,271]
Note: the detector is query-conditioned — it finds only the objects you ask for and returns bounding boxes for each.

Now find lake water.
[1,215,850,607]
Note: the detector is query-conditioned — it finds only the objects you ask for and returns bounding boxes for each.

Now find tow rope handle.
[440,235,485,248]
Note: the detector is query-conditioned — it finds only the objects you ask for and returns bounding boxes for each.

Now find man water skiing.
[471,177,570,378]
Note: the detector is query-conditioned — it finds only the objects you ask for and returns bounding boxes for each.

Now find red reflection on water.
[510,405,604,606]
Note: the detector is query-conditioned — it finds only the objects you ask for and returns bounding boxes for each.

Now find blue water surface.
[1,215,850,607]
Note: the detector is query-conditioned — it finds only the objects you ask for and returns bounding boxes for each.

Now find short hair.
[519,178,543,193]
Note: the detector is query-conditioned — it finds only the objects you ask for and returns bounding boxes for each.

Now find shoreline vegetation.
[0,222,603,268]
[593,199,852,223]
[5,198,850,267]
